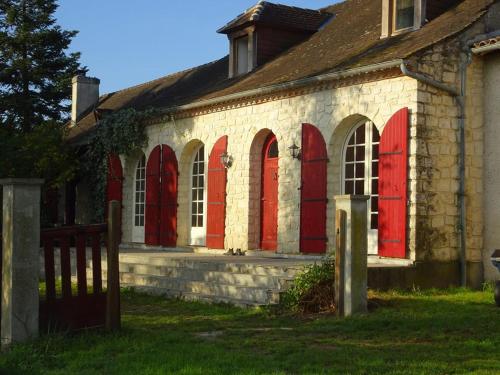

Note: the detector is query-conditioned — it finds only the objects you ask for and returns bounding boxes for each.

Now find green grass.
[1,288,499,375]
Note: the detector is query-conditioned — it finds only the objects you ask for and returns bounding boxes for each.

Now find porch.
[88,246,414,306]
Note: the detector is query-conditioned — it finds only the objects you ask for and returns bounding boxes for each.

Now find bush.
[280,257,336,314]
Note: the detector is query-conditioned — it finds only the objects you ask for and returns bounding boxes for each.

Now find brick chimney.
[71,75,100,125]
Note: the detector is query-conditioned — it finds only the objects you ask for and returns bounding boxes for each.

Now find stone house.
[67,0,500,288]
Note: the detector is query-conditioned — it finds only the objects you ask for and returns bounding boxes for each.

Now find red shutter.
[378,108,409,258]
[107,154,123,203]
[160,145,178,247]
[300,124,328,253]
[206,136,228,249]
[106,154,123,227]
[145,146,161,246]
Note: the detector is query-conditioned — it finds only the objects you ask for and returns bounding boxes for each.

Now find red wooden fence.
[39,224,109,331]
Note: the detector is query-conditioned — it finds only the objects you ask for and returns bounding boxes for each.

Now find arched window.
[190,145,206,245]
[342,121,380,253]
[132,154,146,242]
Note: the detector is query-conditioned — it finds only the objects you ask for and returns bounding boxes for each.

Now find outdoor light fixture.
[220,151,233,169]
[288,142,301,160]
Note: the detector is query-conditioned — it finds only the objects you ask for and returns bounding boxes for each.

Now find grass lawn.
[0,288,499,375]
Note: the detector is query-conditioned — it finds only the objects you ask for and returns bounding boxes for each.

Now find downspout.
[400,57,470,287]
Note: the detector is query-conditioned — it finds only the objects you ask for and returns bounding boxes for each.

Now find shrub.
[281,257,336,314]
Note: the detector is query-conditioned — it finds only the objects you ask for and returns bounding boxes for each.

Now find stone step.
[109,264,293,288]
[114,272,280,304]
[96,258,307,278]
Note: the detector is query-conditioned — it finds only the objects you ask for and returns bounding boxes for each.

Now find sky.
[55,0,337,94]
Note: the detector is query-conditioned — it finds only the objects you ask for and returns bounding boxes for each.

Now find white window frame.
[132,154,146,243]
[189,145,207,246]
[341,120,380,255]
[393,0,415,33]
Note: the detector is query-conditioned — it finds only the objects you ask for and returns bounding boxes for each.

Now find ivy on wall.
[81,108,155,222]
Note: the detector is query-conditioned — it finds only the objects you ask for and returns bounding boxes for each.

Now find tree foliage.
[0,0,86,131]
[0,0,85,185]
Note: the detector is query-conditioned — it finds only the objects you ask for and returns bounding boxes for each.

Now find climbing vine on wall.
[81,108,156,222]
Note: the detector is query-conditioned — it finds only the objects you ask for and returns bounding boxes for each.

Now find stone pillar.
[334,195,369,317]
[1,178,43,348]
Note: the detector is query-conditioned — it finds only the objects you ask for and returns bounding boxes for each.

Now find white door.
[189,146,207,246]
[132,155,146,243]
[342,121,380,255]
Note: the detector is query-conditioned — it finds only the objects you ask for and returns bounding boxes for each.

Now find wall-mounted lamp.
[288,142,301,160]
[220,151,233,169]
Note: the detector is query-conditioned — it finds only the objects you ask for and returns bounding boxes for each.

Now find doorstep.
[120,243,414,267]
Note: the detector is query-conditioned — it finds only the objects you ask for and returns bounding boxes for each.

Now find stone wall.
[483,52,500,281]
[409,27,486,284]
[120,76,419,256]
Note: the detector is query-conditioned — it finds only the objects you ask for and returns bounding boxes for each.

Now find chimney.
[71,75,100,125]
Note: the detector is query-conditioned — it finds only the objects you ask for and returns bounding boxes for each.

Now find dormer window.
[394,0,415,31]
[235,36,250,76]
[218,1,332,79]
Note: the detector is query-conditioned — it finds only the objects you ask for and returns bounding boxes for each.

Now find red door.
[145,146,161,246]
[206,136,228,249]
[378,108,409,258]
[300,124,328,253]
[260,133,279,251]
[160,145,178,247]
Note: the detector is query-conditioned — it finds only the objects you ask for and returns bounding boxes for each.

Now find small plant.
[280,257,336,314]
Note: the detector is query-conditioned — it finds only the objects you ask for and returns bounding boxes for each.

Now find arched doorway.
[132,153,146,243]
[260,133,279,251]
[341,120,380,254]
[189,145,206,246]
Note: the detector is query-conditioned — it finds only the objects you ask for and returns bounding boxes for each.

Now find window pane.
[346,147,354,162]
[198,215,204,227]
[372,127,380,142]
[371,214,379,230]
[396,0,414,30]
[348,134,355,146]
[355,180,364,194]
[372,161,379,178]
[372,179,379,195]
[236,36,249,75]
[345,164,354,179]
[268,141,279,158]
[199,175,204,188]
[355,163,365,178]
[356,125,366,143]
[371,196,379,212]
[345,181,354,195]
[355,146,365,161]
[372,144,379,160]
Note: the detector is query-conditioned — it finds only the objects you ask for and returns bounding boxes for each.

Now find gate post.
[334,195,369,317]
[1,178,43,348]
[106,200,121,331]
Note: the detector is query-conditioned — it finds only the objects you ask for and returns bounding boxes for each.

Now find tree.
[0,0,86,132]
[0,0,85,186]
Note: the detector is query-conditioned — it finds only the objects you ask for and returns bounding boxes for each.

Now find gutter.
[400,56,469,287]
[159,59,404,116]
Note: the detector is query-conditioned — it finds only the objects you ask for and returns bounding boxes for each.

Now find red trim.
[378,108,409,258]
[206,136,228,249]
[300,124,327,253]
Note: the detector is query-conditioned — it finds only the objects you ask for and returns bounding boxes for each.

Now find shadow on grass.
[1,288,499,375]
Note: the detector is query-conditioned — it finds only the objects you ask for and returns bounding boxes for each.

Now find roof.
[69,0,495,141]
[217,1,332,34]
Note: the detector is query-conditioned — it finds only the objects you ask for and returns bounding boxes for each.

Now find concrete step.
[103,272,282,305]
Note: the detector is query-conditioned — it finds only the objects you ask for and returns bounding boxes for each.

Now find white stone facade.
[120,76,419,256]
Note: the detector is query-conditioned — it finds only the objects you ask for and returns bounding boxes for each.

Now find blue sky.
[55,0,337,94]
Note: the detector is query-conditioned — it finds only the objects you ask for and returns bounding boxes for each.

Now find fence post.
[1,178,43,348]
[106,200,121,331]
[335,209,346,316]
[334,195,369,317]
